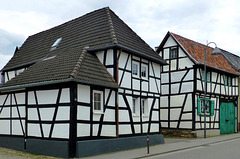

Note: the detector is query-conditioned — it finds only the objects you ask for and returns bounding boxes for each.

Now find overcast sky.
[1,0,240,69]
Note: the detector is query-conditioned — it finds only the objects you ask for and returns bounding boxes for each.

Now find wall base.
[0,136,25,151]
[193,130,220,137]
[76,134,164,158]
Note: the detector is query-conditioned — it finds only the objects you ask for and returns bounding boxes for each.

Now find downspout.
[116,49,122,138]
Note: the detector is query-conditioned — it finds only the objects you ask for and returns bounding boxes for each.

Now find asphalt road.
[145,138,240,159]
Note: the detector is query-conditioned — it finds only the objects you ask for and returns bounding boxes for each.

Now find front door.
[220,102,235,134]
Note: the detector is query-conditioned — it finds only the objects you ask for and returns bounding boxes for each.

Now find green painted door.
[220,102,235,134]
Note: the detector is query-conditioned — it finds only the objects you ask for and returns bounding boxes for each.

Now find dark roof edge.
[88,44,168,65]
[0,78,118,92]
[1,58,42,72]
[195,63,240,77]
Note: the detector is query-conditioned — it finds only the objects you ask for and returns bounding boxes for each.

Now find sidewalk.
[81,133,240,159]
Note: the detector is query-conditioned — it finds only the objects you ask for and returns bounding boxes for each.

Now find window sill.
[93,111,104,115]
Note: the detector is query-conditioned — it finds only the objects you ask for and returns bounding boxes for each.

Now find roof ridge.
[69,49,87,78]
[106,7,118,44]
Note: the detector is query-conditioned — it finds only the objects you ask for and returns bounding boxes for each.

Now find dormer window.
[50,37,62,50]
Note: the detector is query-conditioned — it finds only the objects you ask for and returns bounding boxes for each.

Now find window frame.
[197,98,214,116]
[170,47,178,59]
[141,64,148,79]
[93,90,104,114]
[132,61,139,77]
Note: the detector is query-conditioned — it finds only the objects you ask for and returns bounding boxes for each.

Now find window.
[93,90,103,113]
[141,64,148,79]
[50,37,62,50]
[224,75,233,87]
[132,61,139,77]
[201,70,211,83]
[197,98,214,116]
[170,48,178,59]
[141,99,148,117]
[132,98,137,114]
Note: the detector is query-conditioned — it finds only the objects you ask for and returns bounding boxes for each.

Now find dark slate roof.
[156,32,239,75]
[1,7,166,89]
[218,49,240,71]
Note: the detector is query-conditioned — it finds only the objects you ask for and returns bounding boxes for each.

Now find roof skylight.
[50,37,62,50]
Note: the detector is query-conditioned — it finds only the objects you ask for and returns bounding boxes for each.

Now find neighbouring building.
[0,7,166,158]
[156,32,239,136]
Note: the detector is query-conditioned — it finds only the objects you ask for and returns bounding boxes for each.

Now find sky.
[1,0,240,69]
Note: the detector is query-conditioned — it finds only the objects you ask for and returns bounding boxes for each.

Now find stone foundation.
[160,129,197,138]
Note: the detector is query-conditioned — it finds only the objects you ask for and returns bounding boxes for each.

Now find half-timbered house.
[156,32,239,136]
[0,7,166,158]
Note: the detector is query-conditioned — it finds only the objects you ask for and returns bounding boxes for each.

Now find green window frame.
[223,75,233,87]
[201,70,212,83]
[197,98,214,116]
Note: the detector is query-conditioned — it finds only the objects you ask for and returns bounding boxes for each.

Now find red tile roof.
[171,32,239,75]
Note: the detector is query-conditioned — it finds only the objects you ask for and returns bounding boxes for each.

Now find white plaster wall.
[56,107,70,120]
[119,109,130,122]
[28,108,38,120]
[78,84,90,103]
[28,91,35,105]
[42,124,51,137]
[95,50,104,64]
[36,90,58,104]
[161,73,168,84]
[120,71,131,88]
[12,106,25,118]
[12,120,25,135]
[103,109,115,121]
[106,49,114,65]
[119,52,129,69]
[101,125,116,137]
[77,105,90,120]
[77,123,90,137]
[134,125,141,133]
[142,81,148,92]
[0,107,10,118]
[170,109,181,120]
[15,93,25,104]
[164,36,177,48]
[171,95,185,107]
[28,124,41,137]
[179,58,194,69]
[0,120,10,134]
[150,123,159,132]
[119,125,132,135]
[93,124,100,136]
[51,124,69,138]
[133,78,140,90]
[39,108,55,121]
[60,88,70,103]
[179,122,192,129]
[181,82,193,92]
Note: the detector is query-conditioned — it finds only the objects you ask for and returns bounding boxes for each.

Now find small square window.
[93,90,103,113]
[197,98,214,116]
[132,61,139,77]
[170,48,178,59]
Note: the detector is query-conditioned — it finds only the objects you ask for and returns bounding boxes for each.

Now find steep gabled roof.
[1,7,166,89]
[157,32,238,75]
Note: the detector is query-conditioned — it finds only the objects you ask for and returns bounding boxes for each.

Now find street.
[145,138,240,159]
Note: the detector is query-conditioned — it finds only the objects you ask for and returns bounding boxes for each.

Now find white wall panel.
[103,109,115,121]
[28,91,35,105]
[56,107,70,120]
[164,36,177,48]
[92,124,100,136]
[28,124,41,137]
[28,108,39,120]
[39,108,55,121]
[171,95,185,107]
[42,124,51,137]
[133,79,140,90]
[0,94,8,105]
[12,106,25,118]
[170,109,181,120]
[119,52,129,69]
[77,123,90,137]
[15,93,25,104]
[161,73,169,83]
[179,58,194,69]
[170,122,177,128]
[77,106,90,120]
[179,122,192,128]
[106,49,113,65]
[142,81,148,91]
[119,109,130,122]
[77,84,90,103]
[52,124,69,138]
[160,109,168,120]
[134,125,141,133]
[0,120,10,134]
[150,123,159,132]
[101,125,116,137]
[119,125,132,135]
[95,50,104,64]
[0,107,10,118]
[152,62,161,78]
[60,88,70,103]
[36,90,58,104]
[181,82,193,92]
[12,120,25,135]
[120,72,131,88]
[152,111,159,120]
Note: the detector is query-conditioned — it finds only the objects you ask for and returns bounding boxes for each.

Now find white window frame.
[141,99,148,117]
[93,90,104,114]
[141,64,148,79]
[132,61,140,77]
